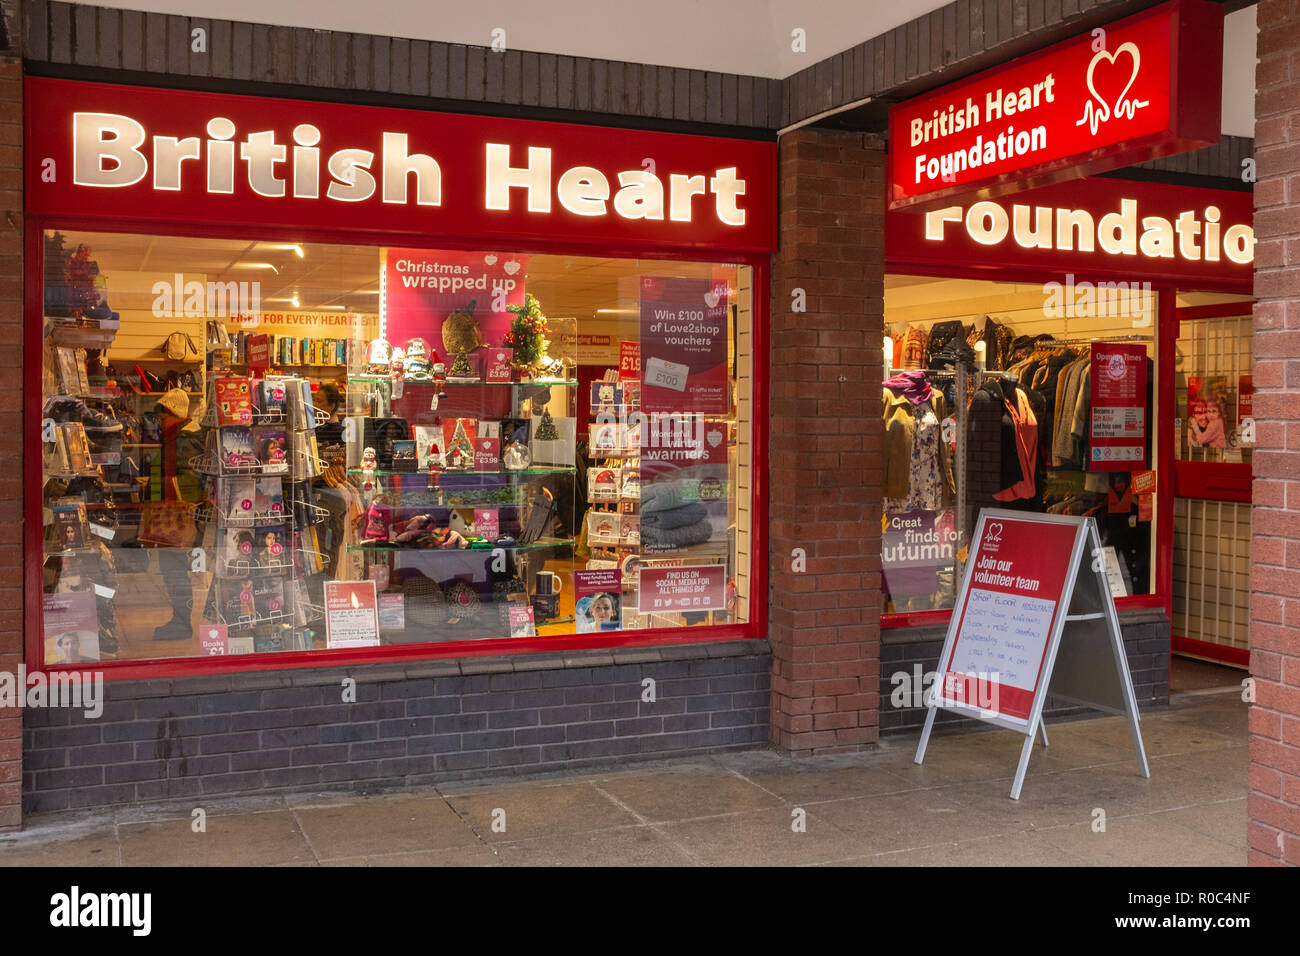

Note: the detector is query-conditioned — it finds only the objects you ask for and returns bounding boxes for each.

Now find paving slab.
[591,766,786,823]
[656,806,873,866]
[1040,815,1244,867]
[494,825,697,866]
[0,830,121,867]
[118,810,313,866]
[292,793,481,860]
[444,781,641,842]
[810,785,1021,854]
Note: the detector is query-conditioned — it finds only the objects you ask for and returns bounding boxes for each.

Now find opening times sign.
[1090,344,1148,469]
[939,517,1079,723]
[888,0,1223,210]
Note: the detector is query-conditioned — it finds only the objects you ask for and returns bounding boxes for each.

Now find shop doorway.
[1171,295,1256,668]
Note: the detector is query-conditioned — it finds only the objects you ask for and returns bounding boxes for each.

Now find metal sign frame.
[914,508,1150,799]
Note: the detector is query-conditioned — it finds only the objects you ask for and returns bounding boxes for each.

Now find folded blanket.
[642,518,713,550]
[642,480,686,514]
[640,501,707,530]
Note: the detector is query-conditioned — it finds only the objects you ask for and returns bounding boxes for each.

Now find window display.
[39,229,752,663]
[882,276,1158,616]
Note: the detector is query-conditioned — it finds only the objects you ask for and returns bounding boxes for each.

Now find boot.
[152,610,192,641]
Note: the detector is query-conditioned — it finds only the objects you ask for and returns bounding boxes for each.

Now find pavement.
[0,688,1247,867]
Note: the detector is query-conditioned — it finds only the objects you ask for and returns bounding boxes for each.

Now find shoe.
[152,615,192,641]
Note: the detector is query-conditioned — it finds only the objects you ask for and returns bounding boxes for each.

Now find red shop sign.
[886,176,1253,289]
[888,0,1223,210]
[24,77,776,252]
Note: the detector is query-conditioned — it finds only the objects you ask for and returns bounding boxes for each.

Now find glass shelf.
[348,537,572,553]
[348,376,577,388]
[347,466,575,477]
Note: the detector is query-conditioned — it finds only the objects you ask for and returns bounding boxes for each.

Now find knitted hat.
[155,387,191,421]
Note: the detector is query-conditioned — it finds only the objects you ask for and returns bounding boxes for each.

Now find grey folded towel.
[642,480,686,514]
[642,518,713,550]
[640,501,707,530]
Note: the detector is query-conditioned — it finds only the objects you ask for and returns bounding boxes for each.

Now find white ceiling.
[75,1,1259,133]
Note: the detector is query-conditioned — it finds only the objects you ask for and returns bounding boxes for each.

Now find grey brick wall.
[21,0,782,131]
[22,641,771,813]
[879,608,1170,735]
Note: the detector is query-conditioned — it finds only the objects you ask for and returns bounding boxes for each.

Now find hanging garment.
[993,385,1039,502]
[883,384,953,507]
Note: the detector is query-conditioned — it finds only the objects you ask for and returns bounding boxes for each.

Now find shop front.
[20,76,775,812]
[876,0,1252,732]
[879,177,1255,733]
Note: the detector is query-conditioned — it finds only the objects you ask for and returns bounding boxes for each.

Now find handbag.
[161,332,199,361]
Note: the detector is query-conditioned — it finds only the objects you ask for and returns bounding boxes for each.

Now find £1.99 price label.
[638,565,726,612]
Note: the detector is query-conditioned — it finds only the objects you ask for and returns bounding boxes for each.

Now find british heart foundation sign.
[888,0,1223,210]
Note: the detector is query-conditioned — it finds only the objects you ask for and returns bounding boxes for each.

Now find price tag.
[644,356,688,392]
[392,378,404,399]
[92,583,116,599]
[89,523,114,540]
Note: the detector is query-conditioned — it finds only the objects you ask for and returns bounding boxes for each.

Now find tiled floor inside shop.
[0,661,1248,866]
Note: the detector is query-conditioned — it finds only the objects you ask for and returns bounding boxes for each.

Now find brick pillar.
[1250,0,1300,867]
[0,56,22,830]
[768,130,884,755]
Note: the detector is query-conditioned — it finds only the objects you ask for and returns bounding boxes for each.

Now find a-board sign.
[916,508,1149,799]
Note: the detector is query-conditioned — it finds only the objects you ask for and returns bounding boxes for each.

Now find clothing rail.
[1030,334,1154,348]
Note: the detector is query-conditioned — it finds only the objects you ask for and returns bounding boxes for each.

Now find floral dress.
[884,402,943,513]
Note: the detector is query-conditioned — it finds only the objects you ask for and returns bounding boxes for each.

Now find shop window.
[881,275,1158,618]
[39,229,752,665]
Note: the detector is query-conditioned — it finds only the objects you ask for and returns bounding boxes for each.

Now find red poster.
[1089,344,1148,470]
[246,334,270,372]
[619,341,641,382]
[42,591,101,664]
[324,580,379,649]
[383,249,526,359]
[576,569,622,633]
[1238,374,1253,423]
[942,516,1079,723]
[637,565,726,613]
[639,276,729,416]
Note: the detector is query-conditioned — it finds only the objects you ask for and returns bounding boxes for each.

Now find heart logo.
[1076,42,1148,136]
[986,522,1003,542]
[208,628,219,639]
[707,429,723,448]
[484,255,498,265]
[496,351,505,361]
[503,261,521,275]
[704,288,721,308]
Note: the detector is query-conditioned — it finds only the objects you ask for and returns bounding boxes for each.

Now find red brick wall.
[1250,0,1300,867]
[768,130,884,755]
[0,57,22,831]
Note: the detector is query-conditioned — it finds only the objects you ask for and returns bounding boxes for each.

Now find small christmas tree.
[534,406,559,441]
[448,347,476,380]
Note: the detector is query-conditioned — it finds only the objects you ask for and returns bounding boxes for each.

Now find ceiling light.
[595,308,637,314]
[267,243,305,258]
[236,262,279,274]
[291,294,300,308]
